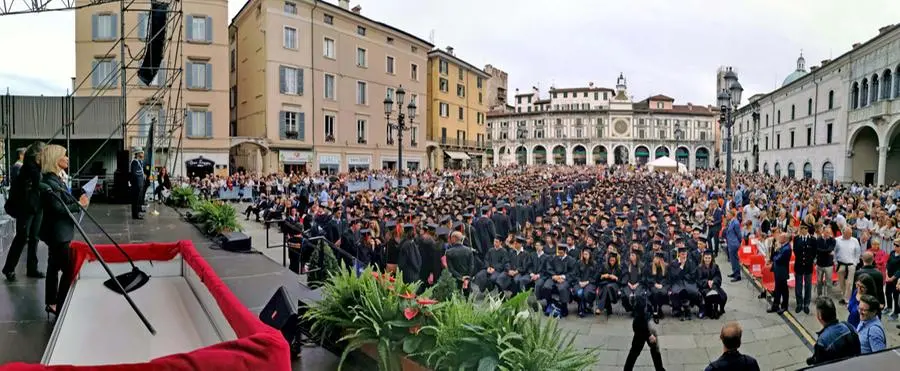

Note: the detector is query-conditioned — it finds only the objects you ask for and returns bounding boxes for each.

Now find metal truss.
[0,0,117,16]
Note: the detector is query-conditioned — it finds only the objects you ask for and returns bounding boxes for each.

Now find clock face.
[614,120,629,135]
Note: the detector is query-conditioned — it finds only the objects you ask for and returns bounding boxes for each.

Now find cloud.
[0,73,69,96]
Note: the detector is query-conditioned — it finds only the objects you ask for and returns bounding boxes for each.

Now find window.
[791,105,795,120]
[323,38,335,58]
[777,110,781,123]
[324,114,335,141]
[458,67,464,81]
[91,13,117,41]
[477,77,483,89]
[439,78,448,93]
[387,124,395,144]
[700,131,707,141]
[356,48,367,67]
[187,61,212,90]
[284,2,296,14]
[386,37,394,44]
[807,98,813,115]
[411,45,418,53]
[137,12,149,41]
[324,74,335,100]
[91,58,118,89]
[147,61,166,87]
[186,109,211,138]
[828,90,835,109]
[279,66,302,95]
[826,123,833,143]
[229,87,236,108]
[356,119,367,143]
[603,92,608,100]
[656,102,663,109]
[765,114,769,126]
[283,26,297,49]
[279,111,305,140]
[230,49,235,71]
[386,56,395,74]
[790,131,795,148]
[776,134,781,149]
[478,92,482,104]
[441,128,447,142]
[439,102,449,117]
[456,84,465,98]
[807,127,812,146]
[765,136,769,150]
[458,106,463,120]
[439,59,448,75]
[410,64,418,80]
[356,81,367,104]
[323,14,333,25]
[187,15,212,43]
[356,26,366,36]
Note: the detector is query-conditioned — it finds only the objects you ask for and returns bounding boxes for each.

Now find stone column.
[607,145,614,166]
[877,145,888,186]
[566,145,574,165]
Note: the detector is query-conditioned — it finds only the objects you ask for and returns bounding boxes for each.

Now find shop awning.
[445,151,471,160]
[635,150,649,157]
[466,152,483,157]
[696,152,708,158]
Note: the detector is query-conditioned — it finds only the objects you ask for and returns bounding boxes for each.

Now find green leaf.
[477,356,498,371]
[402,335,422,354]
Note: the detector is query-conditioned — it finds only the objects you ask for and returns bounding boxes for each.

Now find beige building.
[483,64,509,112]
[74,0,230,178]
[230,0,432,174]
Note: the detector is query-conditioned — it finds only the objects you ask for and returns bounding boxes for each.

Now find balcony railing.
[433,137,487,149]
[849,98,896,124]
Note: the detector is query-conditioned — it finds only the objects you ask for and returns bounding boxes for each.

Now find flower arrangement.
[303,266,599,371]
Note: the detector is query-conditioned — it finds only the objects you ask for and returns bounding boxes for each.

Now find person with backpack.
[806,296,861,366]
[2,142,46,281]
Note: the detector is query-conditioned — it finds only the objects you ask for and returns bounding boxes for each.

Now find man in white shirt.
[743,198,761,234]
[834,226,861,304]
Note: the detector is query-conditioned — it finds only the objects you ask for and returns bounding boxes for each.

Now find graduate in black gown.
[418,224,443,286]
[595,252,622,316]
[397,224,422,284]
[669,247,701,321]
[474,237,511,293]
[573,248,597,317]
[444,231,476,296]
[540,244,574,317]
[522,241,549,294]
[621,250,644,313]
[696,247,727,319]
[506,236,529,295]
[645,251,669,323]
[383,221,401,274]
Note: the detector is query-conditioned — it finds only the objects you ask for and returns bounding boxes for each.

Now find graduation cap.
[702,249,714,256]
[360,228,372,236]
[676,246,688,254]
[425,223,438,232]
[402,223,415,230]
[655,230,667,238]
[382,220,396,229]
[436,226,450,238]
[462,213,473,218]
[692,226,703,232]
[452,221,464,230]
[654,251,667,258]
[515,235,526,243]
[697,235,708,243]
[440,215,452,224]
[557,243,569,251]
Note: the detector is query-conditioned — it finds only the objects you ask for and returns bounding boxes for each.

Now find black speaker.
[138,1,169,85]
[259,286,298,345]
[219,231,251,252]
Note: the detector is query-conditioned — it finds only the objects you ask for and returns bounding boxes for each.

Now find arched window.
[851,83,859,109]
[763,163,769,175]
[787,162,796,178]
[828,90,835,110]
[807,98,813,115]
[791,105,795,120]
[822,162,834,183]
[803,162,813,179]
[871,74,880,103]
[894,66,900,99]
[774,163,782,177]
[861,79,869,107]
[882,69,892,99]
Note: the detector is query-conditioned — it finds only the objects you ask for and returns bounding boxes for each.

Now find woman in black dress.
[697,248,727,319]
[595,252,622,316]
[668,247,700,321]
[38,145,89,316]
[573,248,597,317]
[645,251,669,323]
[620,250,644,314]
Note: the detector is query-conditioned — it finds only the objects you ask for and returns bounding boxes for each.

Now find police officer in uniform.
[129,148,146,220]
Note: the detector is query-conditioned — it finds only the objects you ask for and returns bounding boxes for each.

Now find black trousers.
[623,331,665,371]
[885,280,899,311]
[46,241,74,307]
[3,212,42,274]
[772,274,789,311]
[130,181,144,218]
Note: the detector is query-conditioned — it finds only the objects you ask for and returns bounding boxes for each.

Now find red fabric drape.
[1,240,291,371]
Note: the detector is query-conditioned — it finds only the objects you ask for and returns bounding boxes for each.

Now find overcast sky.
[1,0,898,106]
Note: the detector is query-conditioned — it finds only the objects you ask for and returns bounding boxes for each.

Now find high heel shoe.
[44,305,58,319]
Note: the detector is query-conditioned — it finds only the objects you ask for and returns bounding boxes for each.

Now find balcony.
[325,135,336,143]
[849,98,898,125]
[357,138,367,144]
[435,137,487,150]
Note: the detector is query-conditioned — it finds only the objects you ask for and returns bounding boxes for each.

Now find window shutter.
[205,111,213,138]
[91,61,99,87]
[186,112,194,137]
[157,65,166,86]
[297,68,303,95]
[186,15,193,41]
[205,63,212,90]
[158,107,166,134]
[112,60,120,87]
[111,14,118,38]
[137,13,147,41]
[205,17,213,42]
[91,14,99,40]
[279,111,286,139]
[298,112,305,140]
[279,66,286,94]
[185,62,193,88]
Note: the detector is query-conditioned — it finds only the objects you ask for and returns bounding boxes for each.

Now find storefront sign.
[318,154,341,165]
[279,150,313,164]
[347,155,372,165]
[185,157,215,169]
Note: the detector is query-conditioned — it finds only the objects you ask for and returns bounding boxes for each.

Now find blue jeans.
[728,245,740,278]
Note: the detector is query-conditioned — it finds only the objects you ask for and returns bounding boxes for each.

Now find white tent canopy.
[648,156,687,173]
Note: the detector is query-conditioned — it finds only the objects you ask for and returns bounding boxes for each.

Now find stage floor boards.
[0,204,350,370]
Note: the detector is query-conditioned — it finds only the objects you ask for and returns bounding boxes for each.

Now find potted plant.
[168,186,198,208]
[189,200,241,236]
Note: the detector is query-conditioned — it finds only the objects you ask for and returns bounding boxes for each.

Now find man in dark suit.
[129,148,146,220]
[768,230,792,314]
[793,225,817,314]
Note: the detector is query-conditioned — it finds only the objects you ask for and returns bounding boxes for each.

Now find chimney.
[446,46,454,55]
[810,66,819,72]
[339,0,349,9]
[688,102,693,110]
[879,24,893,34]
[351,5,361,13]
[852,42,861,49]
[588,82,594,87]
[821,59,831,65]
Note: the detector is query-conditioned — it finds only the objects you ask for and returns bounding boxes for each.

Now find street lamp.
[674,122,683,165]
[384,85,417,178]
[717,67,744,195]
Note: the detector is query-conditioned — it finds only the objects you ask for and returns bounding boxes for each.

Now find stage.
[0,203,350,370]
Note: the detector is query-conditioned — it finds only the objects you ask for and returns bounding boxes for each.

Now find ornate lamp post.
[717,68,744,195]
[384,85,417,178]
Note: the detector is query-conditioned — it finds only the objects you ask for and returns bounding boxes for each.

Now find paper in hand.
[78,176,99,224]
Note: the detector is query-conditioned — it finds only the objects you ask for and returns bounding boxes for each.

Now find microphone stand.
[49,191,156,335]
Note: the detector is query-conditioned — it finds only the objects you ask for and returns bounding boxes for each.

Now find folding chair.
[749,255,765,279]
[761,267,775,294]
[739,244,757,267]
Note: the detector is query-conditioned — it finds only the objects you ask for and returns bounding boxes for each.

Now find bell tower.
[615,73,629,101]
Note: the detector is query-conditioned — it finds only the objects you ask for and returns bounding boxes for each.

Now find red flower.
[409,325,421,334]
[386,285,395,291]
[403,307,419,320]
[399,292,416,300]
[416,298,438,306]
[371,272,381,279]
[387,276,396,283]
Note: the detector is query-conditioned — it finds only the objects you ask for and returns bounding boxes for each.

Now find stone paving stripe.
[738,259,814,350]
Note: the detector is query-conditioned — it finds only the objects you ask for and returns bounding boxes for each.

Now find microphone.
[47,189,156,335]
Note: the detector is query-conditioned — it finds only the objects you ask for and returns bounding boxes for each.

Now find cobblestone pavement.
[234,203,814,371]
